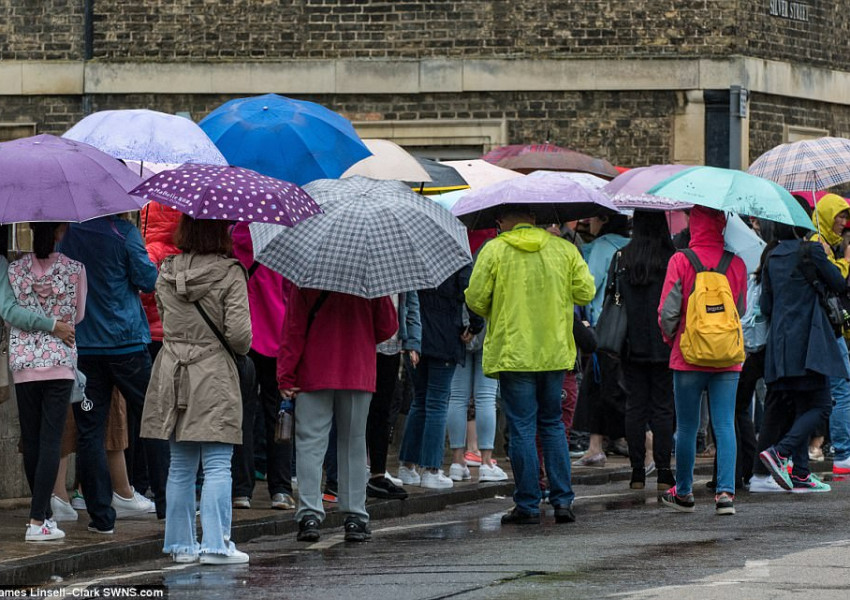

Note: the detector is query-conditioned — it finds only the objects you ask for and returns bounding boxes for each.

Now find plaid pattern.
[748,137,850,191]
[250,176,472,299]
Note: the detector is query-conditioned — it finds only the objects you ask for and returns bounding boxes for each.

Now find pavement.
[0,453,731,587]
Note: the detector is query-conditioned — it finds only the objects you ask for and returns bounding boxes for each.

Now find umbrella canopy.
[342,139,431,182]
[250,176,472,299]
[748,137,850,191]
[405,158,469,194]
[129,163,321,225]
[526,170,608,190]
[0,134,146,223]
[442,159,523,189]
[63,109,228,165]
[724,213,766,274]
[451,170,619,230]
[602,164,694,210]
[647,166,814,230]
[482,143,619,178]
[199,93,371,185]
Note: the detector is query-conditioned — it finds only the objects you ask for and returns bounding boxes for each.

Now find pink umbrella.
[602,164,695,210]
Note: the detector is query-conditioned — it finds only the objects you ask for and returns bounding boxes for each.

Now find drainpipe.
[82,0,94,114]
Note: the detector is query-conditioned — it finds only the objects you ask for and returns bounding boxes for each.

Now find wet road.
[50,478,850,599]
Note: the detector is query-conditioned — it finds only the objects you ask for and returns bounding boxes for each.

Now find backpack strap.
[247,261,261,278]
[715,251,735,275]
[680,248,706,273]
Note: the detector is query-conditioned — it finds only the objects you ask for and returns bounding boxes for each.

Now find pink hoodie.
[657,206,747,372]
[231,223,291,358]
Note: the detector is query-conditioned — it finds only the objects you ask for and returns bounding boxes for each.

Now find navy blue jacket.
[419,264,483,365]
[762,239,849,383]
[58,216,158,353]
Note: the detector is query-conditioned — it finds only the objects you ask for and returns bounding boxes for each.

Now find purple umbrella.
[602,164,694,210]
[130,163,321,225]
[451,170,619,230]
[0,134,145,223]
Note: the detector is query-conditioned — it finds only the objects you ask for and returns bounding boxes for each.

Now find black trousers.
[753,388,794,477]
[251,350,293,496]
[622,360,674,470]
[770,384,832,479]
[231,354,258,498]
[724,350,761,484]
[366,353,401,475]
[17,380,73,522]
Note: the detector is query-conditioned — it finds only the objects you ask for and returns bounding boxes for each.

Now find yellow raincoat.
[465,224,595,377]
[809,193,850,278]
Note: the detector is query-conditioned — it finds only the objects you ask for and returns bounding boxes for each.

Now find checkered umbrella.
[748,137,850,191]
[250,176,472,299]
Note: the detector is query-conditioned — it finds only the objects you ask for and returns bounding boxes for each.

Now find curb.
[0,461,731,586]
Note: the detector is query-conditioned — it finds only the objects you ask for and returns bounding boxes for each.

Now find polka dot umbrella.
[129,163,321,225]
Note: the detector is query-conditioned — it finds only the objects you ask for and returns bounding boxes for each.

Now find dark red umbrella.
[481,143,619,179]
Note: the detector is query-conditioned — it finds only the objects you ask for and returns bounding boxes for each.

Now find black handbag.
[595,252,628,356]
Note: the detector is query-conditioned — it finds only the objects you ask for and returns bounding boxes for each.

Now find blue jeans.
[499,370,573,515]
[76,351,169,529]
[399,357,455,469]
[447,349,499,451]
[673,371,739,496]
[164,440,236,557]
[829,337,850,461]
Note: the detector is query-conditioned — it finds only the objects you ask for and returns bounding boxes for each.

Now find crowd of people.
[7,185,850,565]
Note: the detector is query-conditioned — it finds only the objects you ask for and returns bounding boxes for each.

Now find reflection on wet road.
[52,481,850,600]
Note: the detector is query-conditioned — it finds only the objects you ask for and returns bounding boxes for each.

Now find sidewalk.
[0,454,721,586]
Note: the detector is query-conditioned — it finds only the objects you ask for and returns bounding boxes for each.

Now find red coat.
[277,288,398,393]
[140,202,182,341]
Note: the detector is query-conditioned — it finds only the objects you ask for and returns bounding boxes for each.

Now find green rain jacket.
[465,224,595,377]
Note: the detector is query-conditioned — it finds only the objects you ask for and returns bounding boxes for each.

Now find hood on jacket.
[812,193,849,247]
[500,224,551,253]
[159,253,245,303]
[688,205,726,250]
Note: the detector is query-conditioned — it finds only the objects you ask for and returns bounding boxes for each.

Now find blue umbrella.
[199,93,371,185]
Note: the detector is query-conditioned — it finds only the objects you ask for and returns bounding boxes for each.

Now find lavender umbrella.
[602,164,694,210]
[0,134,146,223]
[130,163,321,225]
[451,170,619,230]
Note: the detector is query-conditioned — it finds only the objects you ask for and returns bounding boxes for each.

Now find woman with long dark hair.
[615,211,676,490]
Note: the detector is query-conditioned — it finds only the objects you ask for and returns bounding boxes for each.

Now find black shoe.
[656,468,675,491]
[296,515,320,542]
[629,468,645,490]
[500,507,540,525]
[367,476,409,500]
[553,505,576,524]
[344,516,371,542]
[705,479,717,491]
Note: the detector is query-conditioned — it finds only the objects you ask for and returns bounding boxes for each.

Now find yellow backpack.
[679,249,745,368]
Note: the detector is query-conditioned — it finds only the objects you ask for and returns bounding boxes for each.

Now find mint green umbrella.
[647,166,814,230]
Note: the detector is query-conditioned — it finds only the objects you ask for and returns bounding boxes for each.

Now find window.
[352,119,507,158]
[0,123,36,143]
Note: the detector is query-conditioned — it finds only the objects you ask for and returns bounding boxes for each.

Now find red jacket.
[658,206,747,372]
[140,202,182,341]
[277,288,398,393]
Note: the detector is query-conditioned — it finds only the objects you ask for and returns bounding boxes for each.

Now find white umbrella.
[342,139,431,182]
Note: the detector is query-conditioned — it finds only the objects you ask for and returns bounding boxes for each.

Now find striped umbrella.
[748,137,850,191]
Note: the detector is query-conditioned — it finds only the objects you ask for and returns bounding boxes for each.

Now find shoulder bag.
[595,252,628,356]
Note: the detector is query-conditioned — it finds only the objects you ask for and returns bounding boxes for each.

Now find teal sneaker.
[791,473,831,493]
[759,447,793,490]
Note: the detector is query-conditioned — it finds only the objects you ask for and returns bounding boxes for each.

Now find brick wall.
[0,1,84,60]
[86,0,739,61]
[748,92,850,163]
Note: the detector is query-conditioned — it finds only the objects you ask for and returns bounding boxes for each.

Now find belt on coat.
[165,344,220,412]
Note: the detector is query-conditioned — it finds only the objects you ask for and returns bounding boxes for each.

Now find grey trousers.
[294,389,371,523]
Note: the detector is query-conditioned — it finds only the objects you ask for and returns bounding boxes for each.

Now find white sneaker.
[449,463,471,482]
[70,491,86,510]
[397,465,421,485]
[25,520,65,542]
[199,549,250,565]
[172,553,199,563]
[137,491,157,514]
[420,469,454,489]
[50,495,79,522]
[113,488,155,518]
[479,463,509,482]
[384,471,404,487]
[749,474,786,493]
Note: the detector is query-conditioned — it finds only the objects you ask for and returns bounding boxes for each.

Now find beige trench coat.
[141,253,252,445]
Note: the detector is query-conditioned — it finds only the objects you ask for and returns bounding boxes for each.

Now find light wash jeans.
[829,336,850,462]
[447,349,499,451]
[399,357,455,469]
[673,371,739,496]
[499,370,573,514]
[164,440,236,557]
